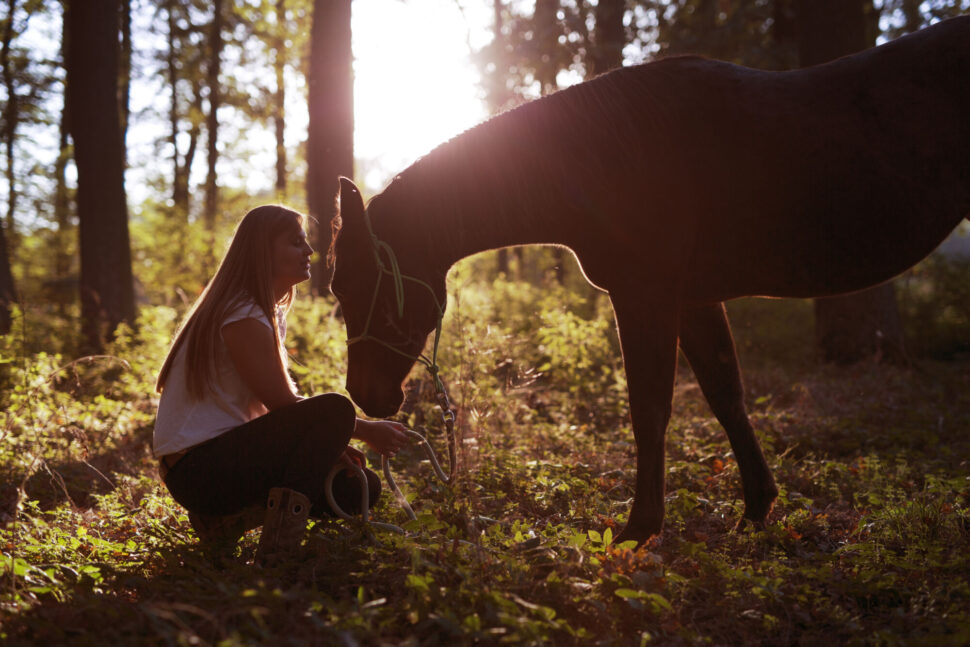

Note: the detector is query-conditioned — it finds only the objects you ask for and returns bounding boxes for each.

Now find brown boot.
[189,504,264,559]
[255,487,311,566]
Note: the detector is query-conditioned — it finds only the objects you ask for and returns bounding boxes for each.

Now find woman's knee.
[302,393,356,440]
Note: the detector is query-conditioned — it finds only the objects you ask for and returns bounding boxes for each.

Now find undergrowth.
[1,254,969,645]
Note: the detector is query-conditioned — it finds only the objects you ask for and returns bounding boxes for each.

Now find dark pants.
[163,393,381,518]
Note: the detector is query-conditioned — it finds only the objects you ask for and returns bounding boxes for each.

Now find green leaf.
[406,574,433,593]
[614,588,644,599]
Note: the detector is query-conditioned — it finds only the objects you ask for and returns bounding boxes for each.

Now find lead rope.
[330,210,459,535]
[324,422,455,535]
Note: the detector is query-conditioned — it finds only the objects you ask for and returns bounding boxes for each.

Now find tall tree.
[54,5,73,283]
[533,0,570,283]
[0,0,48,238]
[306,0,353,294]
[0,0,20,332]
[483,0,523,277]
[2,0,18,237]
[203,0,223,230]
[118,0,130,161]
[165,0,202,221]
[1,0,54,331]
[273,0,287,195]
[797,0,907,365]
[589,0,625,76]
[0,211,12,333]
[65,0,135,352]
[533,0,561,95]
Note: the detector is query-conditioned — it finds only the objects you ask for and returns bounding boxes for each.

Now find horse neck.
[376,133,584,273]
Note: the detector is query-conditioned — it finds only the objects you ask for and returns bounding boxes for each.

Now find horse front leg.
[609,291,681,546]
[679,302,778,527]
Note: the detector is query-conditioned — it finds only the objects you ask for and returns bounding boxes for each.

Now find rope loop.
[337,210,462,532]
[324,428,453,536]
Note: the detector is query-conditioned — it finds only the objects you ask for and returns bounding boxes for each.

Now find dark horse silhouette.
[330,16,970,545]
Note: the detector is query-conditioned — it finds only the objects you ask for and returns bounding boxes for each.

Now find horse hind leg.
[678,302,778,528]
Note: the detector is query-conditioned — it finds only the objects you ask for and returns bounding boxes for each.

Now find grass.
[1,268,969,645]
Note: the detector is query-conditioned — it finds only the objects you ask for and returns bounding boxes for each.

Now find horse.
[329,16,970,545]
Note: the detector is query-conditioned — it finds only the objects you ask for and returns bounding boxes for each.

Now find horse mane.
[327,190,343,270]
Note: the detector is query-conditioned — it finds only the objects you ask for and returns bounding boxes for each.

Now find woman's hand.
[339,445,366,469]
[354,418,411,457]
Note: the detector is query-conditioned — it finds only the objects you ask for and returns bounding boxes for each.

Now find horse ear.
[338,177,365,231]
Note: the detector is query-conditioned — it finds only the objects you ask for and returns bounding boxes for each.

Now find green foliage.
[896,253,970,358]
[284,297,348,396]
[129,201,239,308]
[2,269,970,645]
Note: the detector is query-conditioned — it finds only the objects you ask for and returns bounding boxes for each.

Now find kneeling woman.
[153,205,408,562]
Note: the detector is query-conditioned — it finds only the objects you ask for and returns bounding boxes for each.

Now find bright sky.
[115,0,493,209]
[15,1,495,213]
[352,0,491,192]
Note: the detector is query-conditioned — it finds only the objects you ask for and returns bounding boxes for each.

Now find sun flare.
[352,0,489,193]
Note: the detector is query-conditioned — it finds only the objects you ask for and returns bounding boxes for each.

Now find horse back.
[650,18,970,301]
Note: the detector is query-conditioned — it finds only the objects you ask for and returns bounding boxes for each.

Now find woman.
[154,205,409,563]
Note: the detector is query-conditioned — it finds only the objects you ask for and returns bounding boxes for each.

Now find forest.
[2,0,970,644]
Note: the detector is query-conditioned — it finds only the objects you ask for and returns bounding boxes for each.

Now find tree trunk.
[65,0,136,353]
[165,1,202,223]
[166,0,194,220]
[533,0,559,95]
[2,0,17,239]
[899,0,922,34]
[55,13,73,283]
[589,0,624,77]
[166,1,185,218]
[274,0,287,195]
[306,0,353,295]
[533,0,567,284]
[488,0,520,279]
[118,0,130,164]
[204,0,223,230]
[773,0,796,46]
[0,0,18,332]
[0,219,13,334]
[815,288,906,365]
[796,0,907,365]
[796,0,868,64]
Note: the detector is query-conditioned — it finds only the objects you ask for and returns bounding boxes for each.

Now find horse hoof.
[740,492,776,530]
[615,524,660,547]
[734,516,767,533]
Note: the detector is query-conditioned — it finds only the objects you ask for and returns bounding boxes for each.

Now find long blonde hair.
[156,205,305,398]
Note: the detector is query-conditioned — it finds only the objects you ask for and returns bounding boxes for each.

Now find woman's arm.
[225,317,409,457]
[222,318,301,410]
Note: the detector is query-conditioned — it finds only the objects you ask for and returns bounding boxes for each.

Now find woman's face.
[271,216,313,295]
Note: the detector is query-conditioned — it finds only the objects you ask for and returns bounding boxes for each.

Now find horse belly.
[684,195,963,302]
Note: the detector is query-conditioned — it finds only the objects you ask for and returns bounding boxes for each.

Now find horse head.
[331,177,446,418]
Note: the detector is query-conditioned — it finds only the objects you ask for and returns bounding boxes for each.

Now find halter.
[343,211,458,485]
[344,211,449,394]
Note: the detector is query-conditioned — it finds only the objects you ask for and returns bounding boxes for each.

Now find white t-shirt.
[153,299,286,457]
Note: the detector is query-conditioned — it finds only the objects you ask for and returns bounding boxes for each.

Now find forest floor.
[1,293,969,646]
